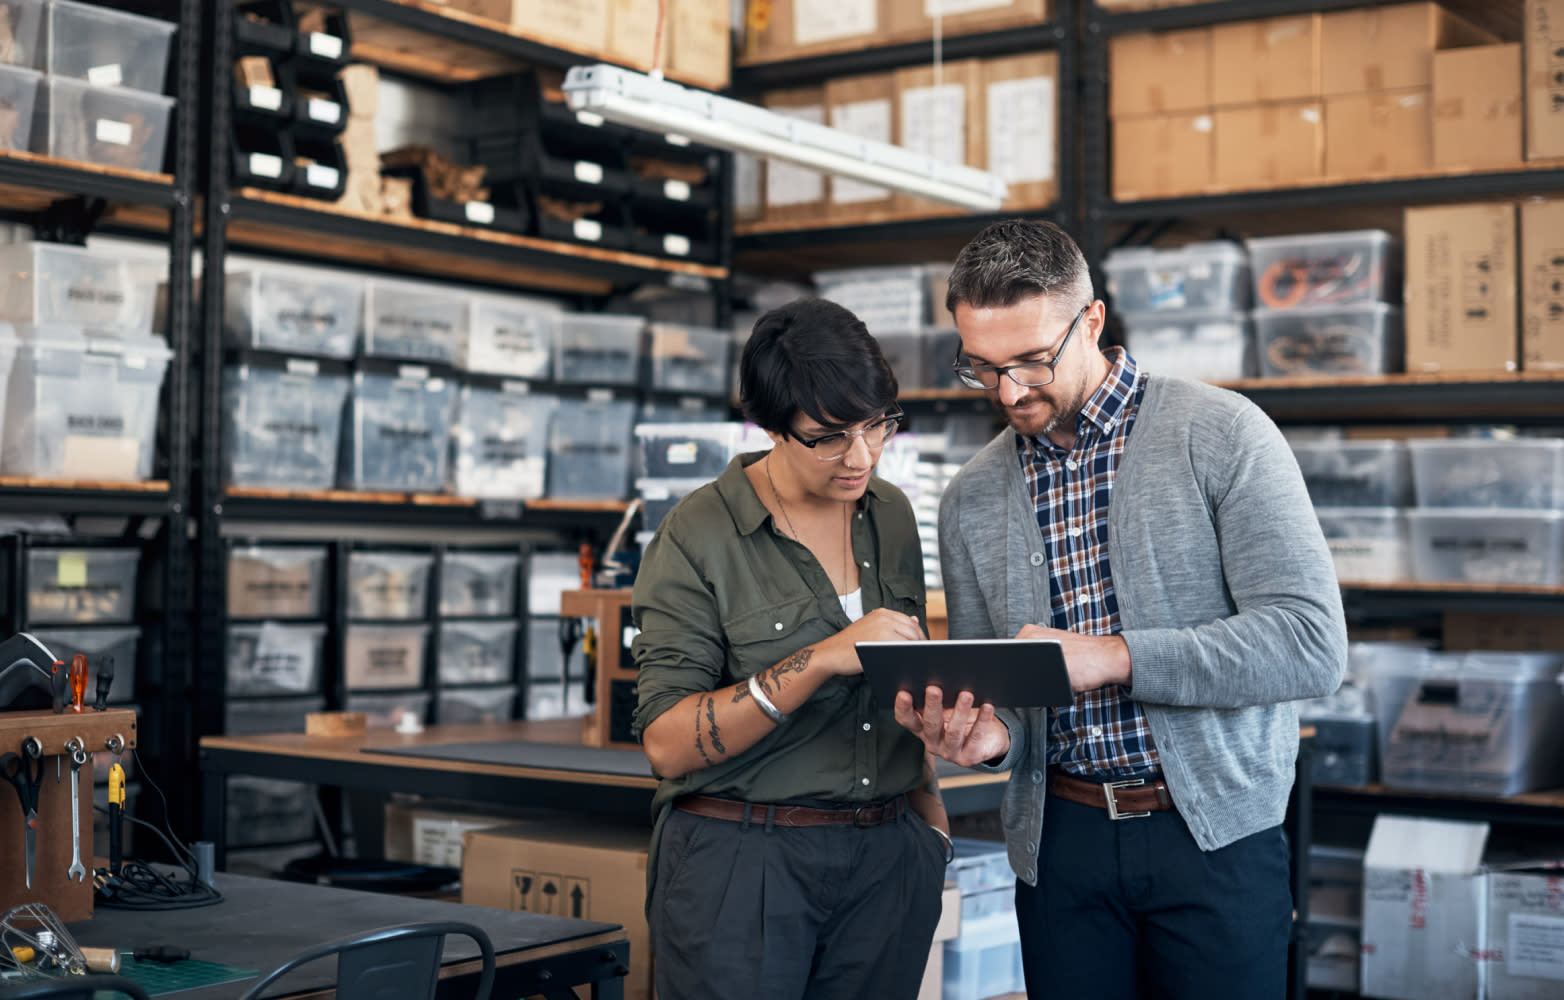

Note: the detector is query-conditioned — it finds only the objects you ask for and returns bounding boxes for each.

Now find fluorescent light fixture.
[562,64,1008,213]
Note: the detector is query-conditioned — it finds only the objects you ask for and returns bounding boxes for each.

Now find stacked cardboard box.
[742,0,1048,67]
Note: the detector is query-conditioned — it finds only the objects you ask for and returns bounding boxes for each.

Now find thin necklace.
[766,454,851,591]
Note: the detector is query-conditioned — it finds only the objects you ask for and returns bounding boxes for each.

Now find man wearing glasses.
[894,219,1347,999]
[632,297,949,999]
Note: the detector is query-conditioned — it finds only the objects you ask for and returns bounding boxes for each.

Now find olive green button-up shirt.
[631,451,929,879]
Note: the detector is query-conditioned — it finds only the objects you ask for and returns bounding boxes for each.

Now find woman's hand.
[813,607,925,676]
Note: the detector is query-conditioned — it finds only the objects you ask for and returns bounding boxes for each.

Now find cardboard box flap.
[1365,816,1489,875]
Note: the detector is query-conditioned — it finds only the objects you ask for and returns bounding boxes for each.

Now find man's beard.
[993,384,1087,439]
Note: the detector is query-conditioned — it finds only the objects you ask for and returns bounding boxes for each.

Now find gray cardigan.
[938,375,1347,886]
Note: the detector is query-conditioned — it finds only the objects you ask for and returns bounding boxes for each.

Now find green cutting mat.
[114,952,258,996]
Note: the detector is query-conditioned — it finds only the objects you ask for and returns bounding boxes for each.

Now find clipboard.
[855,638,1075,710]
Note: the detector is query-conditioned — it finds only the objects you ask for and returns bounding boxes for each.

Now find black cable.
[89,750,224,911]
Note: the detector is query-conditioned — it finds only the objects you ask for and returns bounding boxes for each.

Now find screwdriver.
[68,655,87,713]
[108,763,125,875]
[93,656,114,711]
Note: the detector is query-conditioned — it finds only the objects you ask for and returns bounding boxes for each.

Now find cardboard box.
[1213,101,1324,190]
[1526,0,1564,160]
[1322,2,1498,97]
[1109,27,1212,116]
[338,64,379,118]
[887,0,1048,46]
[984,52,1059,210]
[606,0,670,73]
[1211,15,1322,106]
[1433,44,1523,171]
[1444,612,1564,652]
[1360,815,1489,1000]
[666,0,730,90]
[383,799,548,868]
[463,819,654,1000]
[445,0,609,56]
[741,0,883,63]
[1112,112,1213,201]
[1404,202,1520,373]
[1481,864,1564,1000]
[761,88,827,222]
[1522,198,1564,369]
[826,73,897,217]
[893,60,986,215]
[1324,88,1433,180]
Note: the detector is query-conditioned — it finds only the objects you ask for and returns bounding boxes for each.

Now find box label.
[988,76,1055,185]
[1509,912,1564,980]
[793,0,875,45]
[464,201,495,225]
[95,119,133,147]
[249,85,283,111]
[88,64,123,87]
[832,98,892,203]
[510,868,592,919]
[902,84,967,166]
[767,105,825,206]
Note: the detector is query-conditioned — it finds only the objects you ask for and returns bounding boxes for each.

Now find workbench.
[198,719,1009,864]
[70,871,626,998]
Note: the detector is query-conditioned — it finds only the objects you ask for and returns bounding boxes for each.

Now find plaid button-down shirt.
[1018,347,1161,778]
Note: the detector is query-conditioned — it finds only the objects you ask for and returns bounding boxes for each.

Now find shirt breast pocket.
[724,595,832,678]
[881,574,924,622]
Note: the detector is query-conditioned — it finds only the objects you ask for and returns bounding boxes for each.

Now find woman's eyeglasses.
[788,413,905,462]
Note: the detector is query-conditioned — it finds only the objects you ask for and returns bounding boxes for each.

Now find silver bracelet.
[748,674,788,725]
[931,825,955,864]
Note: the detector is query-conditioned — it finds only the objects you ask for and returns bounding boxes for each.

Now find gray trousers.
[650,804,947,1000]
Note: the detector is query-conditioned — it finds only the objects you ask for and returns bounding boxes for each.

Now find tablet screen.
[856,638,1075,710]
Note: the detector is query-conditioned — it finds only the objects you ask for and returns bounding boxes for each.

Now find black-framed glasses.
[951,304,1090,390]
[788,412,905,462]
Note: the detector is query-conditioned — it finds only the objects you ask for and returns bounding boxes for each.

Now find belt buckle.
[852,806,876,828]
[1103,778,1150,821]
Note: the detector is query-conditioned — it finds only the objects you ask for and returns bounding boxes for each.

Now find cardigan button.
[1029,552,1045,567]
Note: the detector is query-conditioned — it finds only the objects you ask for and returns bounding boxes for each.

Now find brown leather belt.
[1048,770,1174,820]
[676,794,909,828]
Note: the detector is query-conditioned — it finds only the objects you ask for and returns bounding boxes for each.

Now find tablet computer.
[856,638,1075,710]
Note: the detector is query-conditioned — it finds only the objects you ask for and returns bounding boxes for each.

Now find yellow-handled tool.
[108,763,126,875]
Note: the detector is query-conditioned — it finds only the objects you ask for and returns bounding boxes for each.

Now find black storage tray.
[232,127,294,192]
[287,133,347,201]
[473,130,631,201]
[467,72,638,148]
[379,163,529,234]
[529,196,632,251]
[292,9,351,72]
[233,56,293,124]
[235,0,295,54]
[288,70,348,139]
[627,200,720,264]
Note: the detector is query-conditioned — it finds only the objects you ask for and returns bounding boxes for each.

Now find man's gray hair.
[945,219,1094,317]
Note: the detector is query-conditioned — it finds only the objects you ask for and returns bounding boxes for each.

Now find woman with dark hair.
[630,297,950,1000]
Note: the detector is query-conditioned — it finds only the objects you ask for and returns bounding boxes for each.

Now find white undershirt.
[838,587,864,622]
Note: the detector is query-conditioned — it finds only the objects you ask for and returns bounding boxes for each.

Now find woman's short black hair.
[739,298,900,434]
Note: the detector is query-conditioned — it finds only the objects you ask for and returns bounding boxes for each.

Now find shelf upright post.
[1054,0,1081,241]
[1080,1,1112,302]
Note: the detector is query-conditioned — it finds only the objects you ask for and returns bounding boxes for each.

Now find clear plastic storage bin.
[547,397,635,499]
[43,0,175,94]
[647,324,731,395]
[526,554,581,615]
[437,684,518,725]
[341,368,456,492]
[525,615,585,679]
[33,75,173,173]
[1374,651,1564,796]
[813,266,927,334]
[1103,242,1250,312]
[525,679,565,720]
[1119,309,1252,381]
[872,330,930,390]
[1407,509,1564,585]
[227,546,329,619]
[450,384,555,500]
[347,550,433,620]
[439,551,519,617]
[345,689,432,728]
[0,0,43,69]
[1290,440,1411,507]
[634,422,742,480]
[222,358,350,490]
[224,267,362,359]
[943,912,1024,1000]
[26,547,139,624]
[637,478,707,534]
[1244,230,1397,309]
[225,776,316,847]
[1315,507,1410,583]
[437,620,517,684]
[344,623,430,690]
[948,838,1013,896]
[223,695,323,735]
[29,625,137,702]
[0,65,41,152]
[461,293,559,378]
[554,314,644,385]
[226,622,327,695]
[1408,438,1564,510]
[362,278,466,364]
[0,242,134,331]
[1253,304,1401,377]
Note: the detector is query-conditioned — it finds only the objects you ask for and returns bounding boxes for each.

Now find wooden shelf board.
[224,485,629,516]
[1217,372,1564,392]
[1114,160,1564,207]
[1318,783,1564,811]
[1341,580,1564,598]
[0,149,173,211]
[0,477,169,493]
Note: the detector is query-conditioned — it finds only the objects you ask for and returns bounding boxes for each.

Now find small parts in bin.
[235,55,275,90]
[1263,324,1381,375]
[382,145,489,204]
[1256,250,1385,309]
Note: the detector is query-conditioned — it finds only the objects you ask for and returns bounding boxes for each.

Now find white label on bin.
[285,358,320,376]
[123,355,148,370]
[249,153,284,179]
[250,86,283,111]
[573,219,602,241]
[1508,913,1564,981]
[95,119,133,146]
[665,133,692,147]
[678,396,704,411]
[62,437,139,481]
[252,622,318,691]
[88,64,123,87]
[500,380,529,395]
[663,234,691,257]
[665,442,699,466]
[586,388,614,402]
[306,164,340,189]
[464,201,495,225]
[397,365,431,380]
[574,160,604,185]
[575,110,605,128]
[663,179,691,201]
[308,33,344,59]
[308,98,342,125]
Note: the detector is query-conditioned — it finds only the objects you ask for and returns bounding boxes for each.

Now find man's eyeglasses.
[951,303,1090,390]
[788,412,905,462]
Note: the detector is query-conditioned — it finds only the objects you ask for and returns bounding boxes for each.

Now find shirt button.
[1026,868,1036,881]
[1069,526,1083,538]
[861,777,871,786]
[1031,770,1043,784]
[862,722,872,732]
[1065,459,1078,471]
[1077,594,1090,605]
[774,622,784,631]
[1029,552,1045,567]
[1026,842,1037,855]
[1091,726,1103,737]
[861,561,870,569]
[1105,418,1116,429]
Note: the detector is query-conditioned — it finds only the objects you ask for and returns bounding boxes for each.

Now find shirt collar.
[1021,347,1139,456]
[718,451,887,536]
